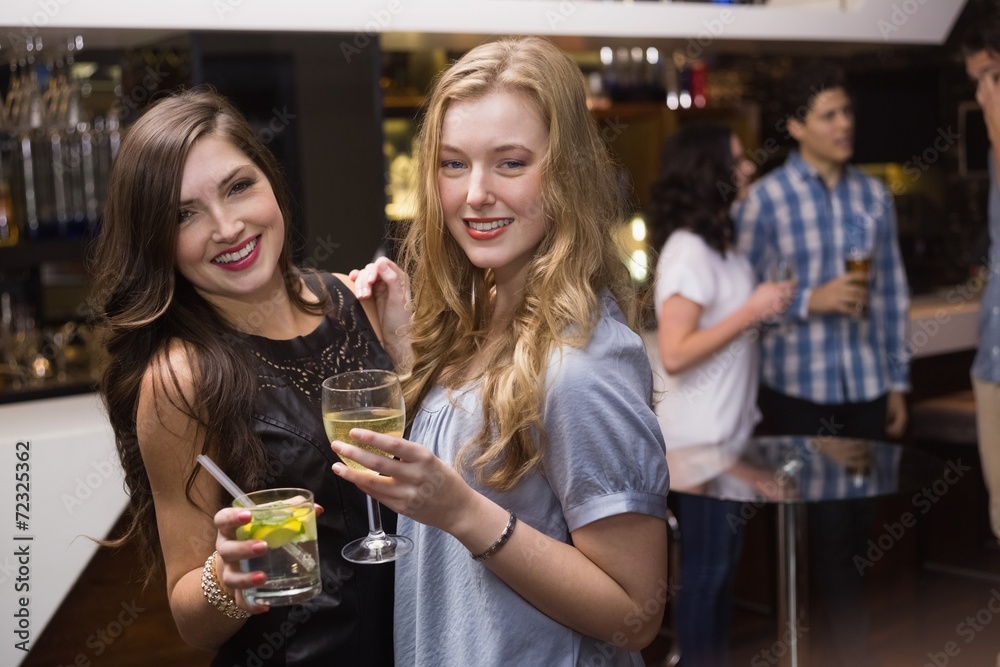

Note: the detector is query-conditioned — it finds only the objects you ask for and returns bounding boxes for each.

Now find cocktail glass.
[234,488,321,606]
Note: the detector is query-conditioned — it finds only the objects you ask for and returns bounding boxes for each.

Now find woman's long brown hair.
[93,88,324,583]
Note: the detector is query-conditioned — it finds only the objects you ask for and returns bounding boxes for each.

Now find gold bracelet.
[201,551,252,620]
[471,509,517,562]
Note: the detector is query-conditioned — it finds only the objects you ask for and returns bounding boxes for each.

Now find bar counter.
[0,393,127,667]
[908,287,982,359]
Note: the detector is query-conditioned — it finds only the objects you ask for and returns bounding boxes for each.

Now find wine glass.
[322,369,413,564]
[766,258,796,334]
[767,258,795,283]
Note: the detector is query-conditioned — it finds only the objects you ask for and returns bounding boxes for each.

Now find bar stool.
[909,390,977,446]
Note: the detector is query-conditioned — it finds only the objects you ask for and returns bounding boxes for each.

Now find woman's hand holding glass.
[747,279,797,325]
[331,428,476,537]
[761,260,797,332]
[211,507,274,617]
[323,370,413,563]
[211,502,327,614]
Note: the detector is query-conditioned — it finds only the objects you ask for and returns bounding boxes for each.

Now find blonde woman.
[339,37,669,666]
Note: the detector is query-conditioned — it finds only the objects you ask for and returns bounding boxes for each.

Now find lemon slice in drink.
[237,517,304,549]
[254,525,300,549]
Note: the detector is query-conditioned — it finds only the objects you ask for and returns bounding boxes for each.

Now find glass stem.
[366,494,386,538]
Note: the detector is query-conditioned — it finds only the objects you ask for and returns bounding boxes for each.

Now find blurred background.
[2,2,996,666]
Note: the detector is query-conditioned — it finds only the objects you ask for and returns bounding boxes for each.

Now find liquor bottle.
[0,180,16,247]
[0,131,18,246]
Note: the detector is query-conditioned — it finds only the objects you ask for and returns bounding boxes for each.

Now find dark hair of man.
[646,124,736,258]
[961,11,1000,58]
[781,60,849,131]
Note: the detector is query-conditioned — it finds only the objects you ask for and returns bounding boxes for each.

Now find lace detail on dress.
[249,273,390,402]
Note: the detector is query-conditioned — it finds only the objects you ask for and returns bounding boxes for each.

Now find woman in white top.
[647,124,794,667]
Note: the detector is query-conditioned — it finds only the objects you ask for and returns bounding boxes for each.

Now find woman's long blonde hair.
[400,37,635,491]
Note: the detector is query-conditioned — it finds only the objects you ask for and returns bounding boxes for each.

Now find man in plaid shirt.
[734,61,910,442]
[733,61,910,665]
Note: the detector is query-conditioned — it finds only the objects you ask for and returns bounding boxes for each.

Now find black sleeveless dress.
[211,273,395,667]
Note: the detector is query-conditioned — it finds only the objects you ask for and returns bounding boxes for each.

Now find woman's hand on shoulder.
[348,257,413,371]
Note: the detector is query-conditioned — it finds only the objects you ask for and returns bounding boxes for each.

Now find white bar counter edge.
[908,286,982,360]
[0,392,128,666]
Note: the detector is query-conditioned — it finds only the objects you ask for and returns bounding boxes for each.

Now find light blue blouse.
[393,293,670,666]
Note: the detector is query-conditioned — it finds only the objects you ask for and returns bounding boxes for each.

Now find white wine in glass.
[323,407,404,471]
[321,369,413,564]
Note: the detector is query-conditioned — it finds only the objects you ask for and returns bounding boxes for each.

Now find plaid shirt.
[733,151,910,404]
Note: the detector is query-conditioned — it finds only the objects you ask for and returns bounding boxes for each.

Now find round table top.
[666,435,947,505]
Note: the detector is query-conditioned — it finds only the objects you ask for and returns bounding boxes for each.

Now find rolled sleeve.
[564,490,669,533]
[542,297,670,531]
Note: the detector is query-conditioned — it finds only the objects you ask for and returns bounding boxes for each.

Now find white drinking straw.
[197,454,255,507]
